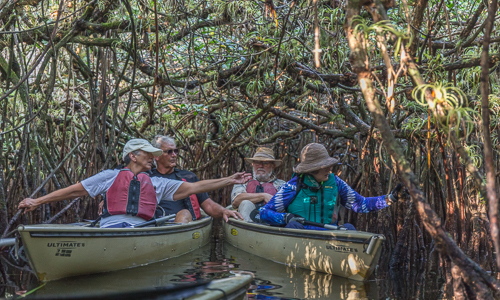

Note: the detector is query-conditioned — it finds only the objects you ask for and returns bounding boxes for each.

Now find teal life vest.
[286,173,342,224]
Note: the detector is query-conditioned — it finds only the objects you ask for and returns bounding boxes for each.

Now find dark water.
[1,239,444,299]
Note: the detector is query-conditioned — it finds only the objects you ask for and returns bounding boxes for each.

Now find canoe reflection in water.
[223,243,375,300]
[20,243,376,300]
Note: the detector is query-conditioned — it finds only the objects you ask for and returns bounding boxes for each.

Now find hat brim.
[293,157,339,174]
[140,145,163,157]
[123,146,163,160]
[245,157,282,167]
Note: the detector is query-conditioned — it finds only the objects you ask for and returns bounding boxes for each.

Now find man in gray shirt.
[18,138,251,228]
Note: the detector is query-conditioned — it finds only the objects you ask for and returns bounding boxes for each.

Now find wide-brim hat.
[293,143,339,174]
[122,138,163,160]
[244,147,282,167]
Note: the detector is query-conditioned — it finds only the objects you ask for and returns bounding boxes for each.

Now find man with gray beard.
[231,147,286,222]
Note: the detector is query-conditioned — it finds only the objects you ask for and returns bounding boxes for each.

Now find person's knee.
[175,209,192,223]
[285,221,305,229]
[238,200,254,210]
[238,200,256,222]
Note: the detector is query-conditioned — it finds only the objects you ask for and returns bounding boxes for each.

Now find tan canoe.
[18,217,212,282]
[222,215,385,281]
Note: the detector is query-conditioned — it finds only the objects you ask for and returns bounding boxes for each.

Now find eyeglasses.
[252,161,272,167]
[163,149,179,155]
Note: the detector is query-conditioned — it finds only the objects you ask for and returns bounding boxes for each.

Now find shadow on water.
[1,241,444,299]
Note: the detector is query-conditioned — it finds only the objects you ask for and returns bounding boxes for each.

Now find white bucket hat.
[122,138,163,160]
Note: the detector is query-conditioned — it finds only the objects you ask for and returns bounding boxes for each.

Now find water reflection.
[4,242,378,299]
[223,243,376,300]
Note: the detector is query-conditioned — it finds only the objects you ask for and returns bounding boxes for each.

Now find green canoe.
[18,216,213,282]
[222,211,385,281]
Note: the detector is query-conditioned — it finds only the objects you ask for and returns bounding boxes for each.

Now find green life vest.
[287,174,340,224]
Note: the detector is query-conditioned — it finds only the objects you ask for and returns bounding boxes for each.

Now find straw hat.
[293,143,339,174]
[244,147,282,167]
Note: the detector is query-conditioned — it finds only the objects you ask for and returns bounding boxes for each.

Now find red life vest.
[103,168,157,220]
[181,178,202,220]
[246,180,278,195]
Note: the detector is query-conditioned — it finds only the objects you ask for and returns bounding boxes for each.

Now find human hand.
[386,184,403,205]
[262,193,273,203]
[222,209,243,222]
[18,198,41,212]
[285,213,305,225]
[98,200,104,216]
[228,172,252,184]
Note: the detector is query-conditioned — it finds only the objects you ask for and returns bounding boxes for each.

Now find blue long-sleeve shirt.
[259,175,389,227]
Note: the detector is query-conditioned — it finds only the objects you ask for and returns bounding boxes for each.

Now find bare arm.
[173,172,251,200]
[18,183,89,212]
[232,193,273,208]
[201,199,243,222]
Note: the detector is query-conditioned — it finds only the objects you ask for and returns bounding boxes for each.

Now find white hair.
[152,135,176,148]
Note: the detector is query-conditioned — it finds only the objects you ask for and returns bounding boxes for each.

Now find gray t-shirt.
[81,169,183,227]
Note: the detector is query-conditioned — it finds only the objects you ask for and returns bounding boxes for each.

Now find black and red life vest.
[246,180,278,195]
[181,178,201,220]
[151,168,204,221]
[102,168,157,220]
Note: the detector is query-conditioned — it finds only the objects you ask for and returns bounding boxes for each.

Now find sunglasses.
[163,149,179,155]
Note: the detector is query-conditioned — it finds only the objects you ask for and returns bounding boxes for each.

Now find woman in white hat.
[259,143,401,230]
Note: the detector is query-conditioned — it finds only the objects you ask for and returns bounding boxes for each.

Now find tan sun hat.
[122,138,163,160]
[293,143,339,174]
[244,147,282,167]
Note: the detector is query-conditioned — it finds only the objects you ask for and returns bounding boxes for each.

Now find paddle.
[300,220,347,230]
[133,214,177,228]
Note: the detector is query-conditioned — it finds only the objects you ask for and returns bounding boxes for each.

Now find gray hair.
[123,150,141,165]
[152,135,176,149]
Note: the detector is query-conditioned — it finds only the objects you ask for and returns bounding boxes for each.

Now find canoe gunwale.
[18,216,212,238]
[227,219,385,244]
[188,275,253,300]
[22,219,211,238]
[214,284,248,300]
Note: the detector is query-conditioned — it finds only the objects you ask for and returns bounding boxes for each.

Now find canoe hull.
[18,217,212,281]
[186,275,252,300]
[223,219,384,281]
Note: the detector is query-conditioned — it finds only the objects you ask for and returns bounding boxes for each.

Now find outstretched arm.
[18,183,89,212]
[201,199,243,222]
[173,172,251,200]
[336,177,389,213]
[259,181,297,226]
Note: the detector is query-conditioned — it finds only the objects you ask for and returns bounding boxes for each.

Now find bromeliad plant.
[352,16,413,59]
[412,82,475,138]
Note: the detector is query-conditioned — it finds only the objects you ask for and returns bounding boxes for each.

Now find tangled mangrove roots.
[1,0,500,297]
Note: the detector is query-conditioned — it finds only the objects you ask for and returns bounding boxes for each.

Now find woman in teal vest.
[259,143,401,230]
